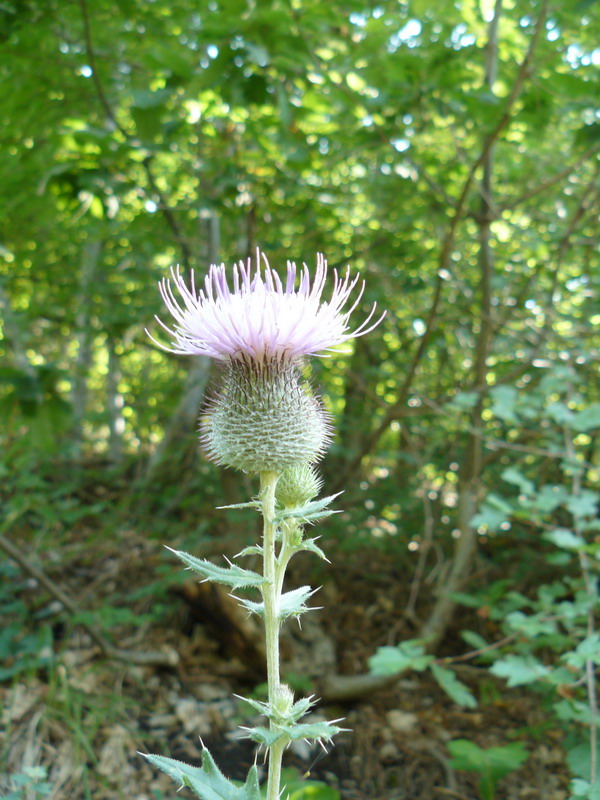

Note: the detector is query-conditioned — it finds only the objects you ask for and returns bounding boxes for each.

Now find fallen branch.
[317,670,402,703]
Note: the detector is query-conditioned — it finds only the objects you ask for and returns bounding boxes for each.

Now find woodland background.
[1,0,599,798]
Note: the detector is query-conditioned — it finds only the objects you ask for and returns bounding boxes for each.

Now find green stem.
[260,470,284,800]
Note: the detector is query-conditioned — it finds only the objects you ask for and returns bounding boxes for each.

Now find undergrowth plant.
[368,365,600,800]
[141,250,384,800]
[472,367,600,800]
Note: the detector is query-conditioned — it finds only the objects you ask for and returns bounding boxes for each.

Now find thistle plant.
[142,250,384,800]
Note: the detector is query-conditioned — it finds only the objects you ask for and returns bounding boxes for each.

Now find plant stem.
[260,470,284,800]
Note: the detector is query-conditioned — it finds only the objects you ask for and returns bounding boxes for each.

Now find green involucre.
[201,360,331,474]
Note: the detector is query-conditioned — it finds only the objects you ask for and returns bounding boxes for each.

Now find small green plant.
[447,739,528,800]
[368,639,478,709]
[3,766,52,799]
[273,768,340,800]
[469,367,600,791]
[0,562,54,683]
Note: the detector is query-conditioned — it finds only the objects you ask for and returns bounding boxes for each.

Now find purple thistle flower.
[147,250,384,365]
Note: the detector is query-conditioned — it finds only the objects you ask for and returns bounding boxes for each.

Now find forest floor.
[1,517,572,800]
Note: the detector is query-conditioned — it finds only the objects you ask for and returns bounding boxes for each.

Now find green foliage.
[2,0,600,794]
[369,642,477,708]
[447,739,528,800]
[2,767,52,800]
[569,778,600,800]
[368,640,432,676]
[0,563,54,683]
[469,376,600,784]
[430,664,477,709]
[277,768,340,800]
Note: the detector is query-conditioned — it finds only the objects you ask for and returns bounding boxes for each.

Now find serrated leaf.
[563,634,600,668]
[275,494,342,524]
[544,528,586,551]
[490,385,518,422]
[279,586,321,619]
[447,739,528,780]
[296,537,330,562]
[166,548,268,589]
[566,491,599,519]
[505,610,557,638]
[235,545,264,558]
[569,777,600,800]
[235,694,315,725]
[368,641,432,676]
[288,720,345,742]
[546,402,575,425]
[490,655,550,687]
[234,596,265,616]
[461,630,489,651]
[233,587,320,620]
[430,664,477,709]
[243,726,282,747]
[216,501,262,511]
[501,467,535,496]
[572,404,600,432]
[531,485,567,514]
[448,391,479,411]
[142,748,260,800]
[244,719,344,748]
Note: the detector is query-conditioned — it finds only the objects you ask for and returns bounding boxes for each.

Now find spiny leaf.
[234,545,264,558]
[235,693,315,724]
[216,501,262,511]
[296,537,330,562]
[233,586,320,620]
[141,748,261,799]
[274,493,342,524]
[243,718,345,748]
[166,548,268,589]
[279,586,321,619]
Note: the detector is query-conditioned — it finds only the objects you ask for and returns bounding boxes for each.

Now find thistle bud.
[276,463,323,508]
[272,684,294,717]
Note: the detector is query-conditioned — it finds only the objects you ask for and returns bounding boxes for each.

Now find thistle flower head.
[147,250,384,365]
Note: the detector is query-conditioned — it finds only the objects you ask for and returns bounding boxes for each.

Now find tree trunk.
[419,0,501,651]
[71,239,102,457]
[107,338,125,464]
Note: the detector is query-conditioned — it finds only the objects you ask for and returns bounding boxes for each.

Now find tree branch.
[502,141,600,211]
[332,1,549,493]
[78,0,192,268]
